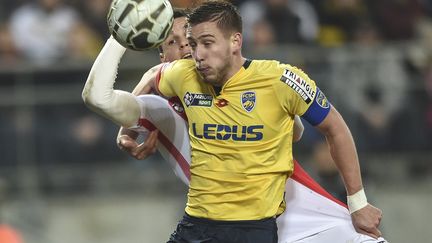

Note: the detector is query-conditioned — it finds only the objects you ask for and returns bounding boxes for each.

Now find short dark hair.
[158,8,189,54]
[173,8,189,19]
[187,0,242,35]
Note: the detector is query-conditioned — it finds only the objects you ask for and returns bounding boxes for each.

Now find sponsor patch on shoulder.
[241,91,256,112]
[315,89,329,108]
[183,92,212,107]
[280,69,315,104]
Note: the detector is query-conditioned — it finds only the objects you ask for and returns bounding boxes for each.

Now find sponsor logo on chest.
[280,69,315,104]
[183,92,213,107]
[192,123,263,141]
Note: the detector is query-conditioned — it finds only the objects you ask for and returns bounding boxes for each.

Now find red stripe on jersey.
[167,96,188,121]
[154,63,168,96]
[138,118,191,180]
[291,160,348,209]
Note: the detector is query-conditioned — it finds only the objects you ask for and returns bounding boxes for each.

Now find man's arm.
[116,64,164,159]
[82,36,140,127]
[316,106,382,239]
[130,64,161,95]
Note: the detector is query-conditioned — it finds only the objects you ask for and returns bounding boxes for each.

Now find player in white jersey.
[82,7,386,243]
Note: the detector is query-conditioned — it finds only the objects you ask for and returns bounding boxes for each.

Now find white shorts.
[131,94,387,243]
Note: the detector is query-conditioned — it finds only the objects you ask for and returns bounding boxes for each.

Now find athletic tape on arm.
[347,188,368,214]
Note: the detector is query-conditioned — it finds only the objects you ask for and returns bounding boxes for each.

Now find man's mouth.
[182,53,192,59]
[197,66,209,73]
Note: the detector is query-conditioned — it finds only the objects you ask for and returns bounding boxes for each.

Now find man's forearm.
[82,37,141,127]
[325,123,363,195]
[317,107,363,195]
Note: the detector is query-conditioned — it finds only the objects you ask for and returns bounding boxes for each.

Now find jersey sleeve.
[156,60,188,98]
[275,64,331,126]
[155,62,175,97]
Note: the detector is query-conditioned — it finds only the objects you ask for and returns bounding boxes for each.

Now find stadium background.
[0,0,431,242]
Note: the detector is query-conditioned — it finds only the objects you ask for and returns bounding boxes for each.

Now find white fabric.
[131,95,190,184]
[291,224,387,243]
[82,37,141,128]
[130,94,388,243]
[278,181,386,242]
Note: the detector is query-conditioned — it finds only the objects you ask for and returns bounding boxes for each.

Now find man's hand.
[351,204,383,239]
[117,130,159,160]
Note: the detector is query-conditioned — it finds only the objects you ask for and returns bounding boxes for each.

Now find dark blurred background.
[0,0,431,242]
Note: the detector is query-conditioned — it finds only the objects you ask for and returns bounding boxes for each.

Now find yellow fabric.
[159,59,318,220]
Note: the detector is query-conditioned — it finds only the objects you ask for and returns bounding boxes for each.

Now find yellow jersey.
[157,59,330,220]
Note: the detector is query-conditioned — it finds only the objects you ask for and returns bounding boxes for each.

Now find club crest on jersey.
[183,92,213,107]
[241,91,256,112]
[280,69,315,104]
[316,89,330,108]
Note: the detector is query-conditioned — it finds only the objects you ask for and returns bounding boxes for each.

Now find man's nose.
[180,42,189,49]
[194,46,205,62]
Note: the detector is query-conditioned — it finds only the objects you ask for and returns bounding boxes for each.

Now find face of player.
[159,17,191,62]
[187,21,240,86]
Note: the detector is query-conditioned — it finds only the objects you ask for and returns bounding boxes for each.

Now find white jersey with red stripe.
[130,94,387,243]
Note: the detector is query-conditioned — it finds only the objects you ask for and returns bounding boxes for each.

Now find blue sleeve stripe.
[301,88,331,126]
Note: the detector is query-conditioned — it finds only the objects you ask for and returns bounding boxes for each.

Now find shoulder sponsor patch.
[280,69,316,104]
[183,92,213,107]
[241,91,256,112]
[315,89,329,108]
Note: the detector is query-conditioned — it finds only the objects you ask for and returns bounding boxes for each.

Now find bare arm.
[316,106,362,194]
[316,106,382,238]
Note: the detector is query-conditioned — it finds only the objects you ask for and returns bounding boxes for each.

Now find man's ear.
[231,32,242,53]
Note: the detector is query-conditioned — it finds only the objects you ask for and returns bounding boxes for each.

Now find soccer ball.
[107,0,174,51]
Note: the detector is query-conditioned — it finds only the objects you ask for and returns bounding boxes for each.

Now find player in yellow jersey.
[160,2,381,242]
[83,1,383,242]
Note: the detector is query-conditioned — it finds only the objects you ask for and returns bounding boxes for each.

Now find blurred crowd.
[0,0,431,62]
[1,2,431,241]
[0,0,432,190]
[0,0,114,65]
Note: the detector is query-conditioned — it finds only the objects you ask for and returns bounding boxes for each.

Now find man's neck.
[219,55,246,86]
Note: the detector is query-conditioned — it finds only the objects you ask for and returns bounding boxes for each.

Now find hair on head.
[187,1,242,35]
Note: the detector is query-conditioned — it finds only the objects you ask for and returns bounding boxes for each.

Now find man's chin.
[197,72,206,80]
[202,76,218,85]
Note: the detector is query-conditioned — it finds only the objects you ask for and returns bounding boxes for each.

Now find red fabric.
[138,118,191,180]
[291,160,348,208]
[154,63,168,96]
